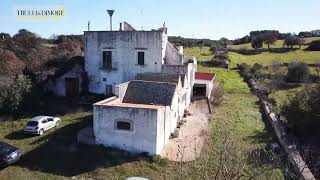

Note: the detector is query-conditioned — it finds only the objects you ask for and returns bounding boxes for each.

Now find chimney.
[119,22,123,31]
[107,10,114,31]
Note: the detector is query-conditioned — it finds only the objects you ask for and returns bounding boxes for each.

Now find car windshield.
[27,121,38,126]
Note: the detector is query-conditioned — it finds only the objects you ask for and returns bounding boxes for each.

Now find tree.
[0,75,31,114]
[12,29,40,50]
[197,40,204,54]
[0,48,25,76]
[219,37,229,48]
[209,41,224,54]
[233,35,251,45]
[281,84,320,137]
[251,37,263,49]
[283,36,304,48]
[286,62,310,83]
[263,32,278,49]
[0,32,15,50]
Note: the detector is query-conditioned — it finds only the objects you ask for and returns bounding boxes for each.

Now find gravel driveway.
[161,97,211,162]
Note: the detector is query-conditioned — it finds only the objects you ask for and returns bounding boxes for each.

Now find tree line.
[0,29,83,115]
[234,29,320,46]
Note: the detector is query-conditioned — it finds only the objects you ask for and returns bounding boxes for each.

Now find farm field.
[184,48,286,178]
[184,45,320,68]
[229,37,320,50]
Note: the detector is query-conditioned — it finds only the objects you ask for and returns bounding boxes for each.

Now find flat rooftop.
[94,97,164,110]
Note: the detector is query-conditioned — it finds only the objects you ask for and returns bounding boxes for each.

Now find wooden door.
[65,77,79,97]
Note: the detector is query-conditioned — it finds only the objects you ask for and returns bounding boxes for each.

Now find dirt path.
[161,98,210,162]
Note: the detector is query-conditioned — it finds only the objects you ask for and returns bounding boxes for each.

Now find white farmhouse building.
[84,22,194,96]
[93,80,179,155]
[85,22,200,155]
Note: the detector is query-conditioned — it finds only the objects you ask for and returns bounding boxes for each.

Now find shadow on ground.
[13,115,147,177]
[5,130,36,140]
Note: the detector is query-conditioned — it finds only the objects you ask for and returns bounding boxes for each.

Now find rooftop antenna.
[87,21,90,31]
[107,10,114,31]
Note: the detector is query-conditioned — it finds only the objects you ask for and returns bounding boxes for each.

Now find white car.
[24,116,61,135]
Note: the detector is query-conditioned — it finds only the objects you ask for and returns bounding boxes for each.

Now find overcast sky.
[1,0,320,40]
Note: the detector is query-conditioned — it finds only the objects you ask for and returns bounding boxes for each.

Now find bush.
[251,63,263,73]
[237,63,252,79]
[286,62,310,83]
[305,40,320,51]
[281,85,320,137]
[152,155,168,167]
[0,75,32,115]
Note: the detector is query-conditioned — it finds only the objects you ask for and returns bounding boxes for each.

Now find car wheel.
[39,129,44,136]
[55,121,60,127]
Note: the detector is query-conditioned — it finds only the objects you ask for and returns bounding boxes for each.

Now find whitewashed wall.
[84,30,167,95]
[93,105,159,155]
[194,79,214,98]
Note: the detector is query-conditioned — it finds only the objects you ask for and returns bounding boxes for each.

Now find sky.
[1,0,320,40]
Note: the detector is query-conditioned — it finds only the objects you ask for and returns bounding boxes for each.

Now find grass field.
[229,37,320,50]
[0,111,179,179]
[185,48,285,178]
[198,67,285,179]
[229,51,320,67]
[184,46,320,68]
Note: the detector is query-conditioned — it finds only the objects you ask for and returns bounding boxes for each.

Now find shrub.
[237,63,252,79]
[286,62,310,83]
[251,63,263,73]
[305,40,320,51]
[0,75,32,115]
[281,85,320,137]
[152,155,168,167]
[237,63,251,72]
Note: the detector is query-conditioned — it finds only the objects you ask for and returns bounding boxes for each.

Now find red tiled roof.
[195,72,215,81]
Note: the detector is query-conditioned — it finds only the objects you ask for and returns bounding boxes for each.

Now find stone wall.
[246,77,315,180]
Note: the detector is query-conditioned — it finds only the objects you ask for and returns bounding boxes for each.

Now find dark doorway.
[193,84,206,98]
[106,85,113,97]
[65,78,79,97]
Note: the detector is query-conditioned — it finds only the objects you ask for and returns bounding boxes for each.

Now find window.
[102,51,112,69]
[116,121,132,131]
[27,121,38,126]
[41,119,47,123]
[137,51,144,65]
[47,118,54,122]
